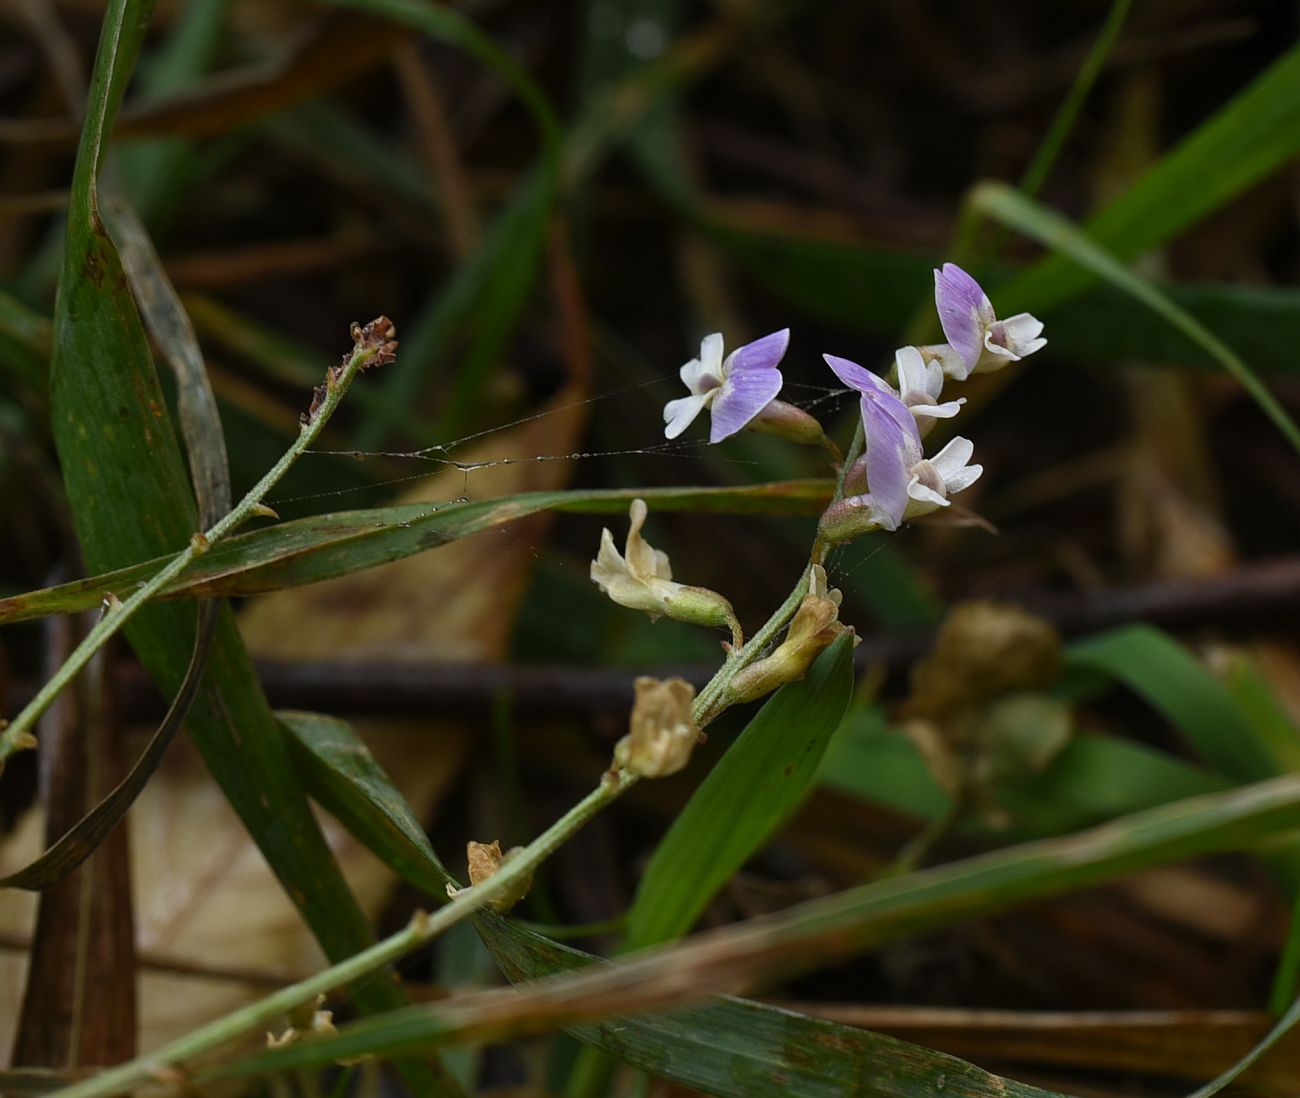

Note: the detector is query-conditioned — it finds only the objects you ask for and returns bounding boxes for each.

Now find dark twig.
[10,556,1300,723]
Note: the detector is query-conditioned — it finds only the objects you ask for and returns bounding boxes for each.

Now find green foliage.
[624,633,856,948]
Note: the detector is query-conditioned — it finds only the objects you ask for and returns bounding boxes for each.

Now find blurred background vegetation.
[4,0,1300,1095]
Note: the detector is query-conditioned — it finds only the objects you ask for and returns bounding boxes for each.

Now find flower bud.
[817,494,889,544]
[466,839,534,913]
[728,566,857,704]
[591,499,741,644]
[746,399,831,447]
[613,676,701,778]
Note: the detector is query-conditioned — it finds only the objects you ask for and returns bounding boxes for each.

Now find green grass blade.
[324,0,561,450]
[229,710,1072,1097]
[1065,625,1279,783]
[624,634,855,948]
[0,603,216,890]
[45,4,458,1090]
[114,0,231,229]
[1185,992,1300,1097]
[822,709,1232,841]
[1015,0,1132,200]
[0,480,833,622]
[997,42,1300,313]
[0,288,52,391]
[212,914,1073,1098]
[218,770,1300,1079]
[107,197,231,522]
[974,181,1300,457]
[281,710,454,897]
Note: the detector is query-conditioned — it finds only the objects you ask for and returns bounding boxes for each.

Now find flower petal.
[906,476,949,507]
[934,263,992,371]
[724,328,790,377]
[929,436,975,479]
[663,391,712,439]
[944,461,983,495]
[823,353,881,395]
[680,331,725,392]
[709,367,783,443]
[909,397,965,420]
[998,312,1047,358]
[894,346,929,398]
[860,393,914,529]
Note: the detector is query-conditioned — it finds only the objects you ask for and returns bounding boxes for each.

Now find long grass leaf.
[973,182,1300,457]
[0,481,833,622]
[44,4,457,1090]
[624,634,855,948]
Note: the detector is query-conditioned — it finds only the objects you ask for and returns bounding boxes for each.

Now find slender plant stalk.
[0,324,390,768]
[50,771,637,1098]
[48,466,870,1098]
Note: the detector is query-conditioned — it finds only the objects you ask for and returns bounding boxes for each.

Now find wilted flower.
[729,565,856,703]
[613,676,701,778]
[664,329,789,443]
[820,354,982,537]
[466,839,533,912]
[591,499,741,644]
[931,263,1046,380]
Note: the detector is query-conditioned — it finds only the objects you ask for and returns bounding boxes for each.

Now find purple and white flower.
[824,353,982,531]
[664,329,789,443]
[932,262,1046,380]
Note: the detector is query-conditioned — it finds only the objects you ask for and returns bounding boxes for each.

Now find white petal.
[905,475,949,508]
[663,392,712,439]
[699,332,725,375]
[925,343,972,382]
[982,331,1021,361]
[908,397,964,420]
[929,436,975,479]
[944,462,983,495]
[1000,312,1045,353]
[894,346,927,396]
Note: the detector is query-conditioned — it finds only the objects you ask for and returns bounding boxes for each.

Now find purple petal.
[823,353,879,394]
[934,263,991,371]
[860,392,914,529]
[709,368,783,443]
[726,328,790,376]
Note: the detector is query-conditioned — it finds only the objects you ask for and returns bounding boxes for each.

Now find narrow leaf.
[1065,625,1279,783]
[0,481,833,623]
[625,634,855,948]
[973,181,1300,457]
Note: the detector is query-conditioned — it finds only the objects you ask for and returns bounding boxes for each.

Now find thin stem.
[0,326,388,768]
[1017,0,1133,201]
[50,772,637,1098]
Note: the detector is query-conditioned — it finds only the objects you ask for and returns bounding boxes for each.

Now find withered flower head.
[466,839,533,913]
[591,500,741,645]
[613,676,701,779]
[728,566,856,705]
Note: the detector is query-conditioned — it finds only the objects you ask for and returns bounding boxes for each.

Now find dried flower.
[591,499,741,644]
[466,839,533,912]
[613,676,701,778]
[728,566,856,703]
[931,263,1045,380]
[664,329,789,442]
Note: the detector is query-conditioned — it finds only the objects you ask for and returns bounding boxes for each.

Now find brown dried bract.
[352,314,399,370]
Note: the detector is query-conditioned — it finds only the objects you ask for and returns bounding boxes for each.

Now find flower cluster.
[657,263,1044,538]
[589,264,1046,738]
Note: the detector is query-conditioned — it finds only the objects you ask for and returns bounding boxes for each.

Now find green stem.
[0,332,384,767]
[48,417,873,1097]
[50,772,637,1098]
